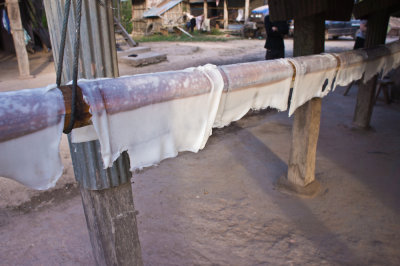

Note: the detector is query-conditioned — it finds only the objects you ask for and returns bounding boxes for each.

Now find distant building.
[131,0,267,35]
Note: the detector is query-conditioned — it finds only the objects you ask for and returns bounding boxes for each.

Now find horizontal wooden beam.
[354,0,400,19]
[269,0,353,21]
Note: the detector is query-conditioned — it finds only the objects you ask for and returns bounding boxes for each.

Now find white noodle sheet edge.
[363,41,400,83]
[333,41,400,87]
[0,86,65,190]
[288,54,338,116]
[75,64,224,170]
[383,41,400,77]
[334,49,367,87]
[364,52,388,83]
[215,59,293,127]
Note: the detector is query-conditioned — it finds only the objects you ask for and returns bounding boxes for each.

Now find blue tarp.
[251,5,269,16]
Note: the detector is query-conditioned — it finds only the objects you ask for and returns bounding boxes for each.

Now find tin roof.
[143,0,184,18]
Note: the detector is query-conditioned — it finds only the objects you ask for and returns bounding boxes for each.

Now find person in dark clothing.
[189,18,196,33]
[264,15,289,60]
[353,20,367,50]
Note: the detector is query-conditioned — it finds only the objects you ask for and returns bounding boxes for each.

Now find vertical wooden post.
[353,11,389,128]
[285,14,325,191]
[224,0,228,29]
[204,0,208,19]
[79,183,142,265]
[43,1,143,265]
[5,0,32,79]
[244,0,249,21]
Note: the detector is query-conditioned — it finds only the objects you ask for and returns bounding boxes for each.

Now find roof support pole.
[284,14,325,194]
[43,0,143,265]
[204,0,208,19]
[5,0,32,79]
[353,11,389,128]
[244,0,249,21]
[224,0,228,29]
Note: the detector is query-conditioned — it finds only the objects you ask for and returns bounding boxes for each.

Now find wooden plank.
[6,0,33,79]
[174,26,193,37]
[114,17,137,47]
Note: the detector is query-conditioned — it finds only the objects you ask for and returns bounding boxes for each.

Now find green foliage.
[119,1,133,33]
[41,13,48,29]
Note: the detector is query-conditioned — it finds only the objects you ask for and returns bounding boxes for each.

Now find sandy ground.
[1,37,400,265]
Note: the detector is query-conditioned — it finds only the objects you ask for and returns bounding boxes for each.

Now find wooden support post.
[5,0,33,79]
[283,14,325,194]
[43,1,143,265]
[204,0,208,19]
[80,183,142,265]
[244,0,249,21]
[224,0,228,29]
[353,11,389,128]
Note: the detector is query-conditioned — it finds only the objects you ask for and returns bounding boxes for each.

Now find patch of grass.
[210,28,224,35]
[136,31,238,43]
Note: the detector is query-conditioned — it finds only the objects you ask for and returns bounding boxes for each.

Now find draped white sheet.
[0,86,65,189]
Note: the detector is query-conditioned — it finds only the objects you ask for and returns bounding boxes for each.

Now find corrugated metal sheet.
[44,0,131,190]
[69,139,131,190]
[143,0,183,18]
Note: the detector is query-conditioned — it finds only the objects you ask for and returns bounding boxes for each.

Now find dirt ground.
[1,38,400,265]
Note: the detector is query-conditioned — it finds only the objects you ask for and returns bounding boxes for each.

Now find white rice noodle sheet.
[333,40,400,87]
[382,40,400,77]
[363,46,391,83]
[288,54,338,116]
[215,59,293,127]
[71,124,98,143]
[334,49,368,87]
[74,65,224,170]
[0,86,65,190]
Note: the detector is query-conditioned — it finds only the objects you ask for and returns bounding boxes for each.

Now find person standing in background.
[264,15,289,60]
[354,20,367,49]
[185,12,196,33]
[343,20,368,96]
